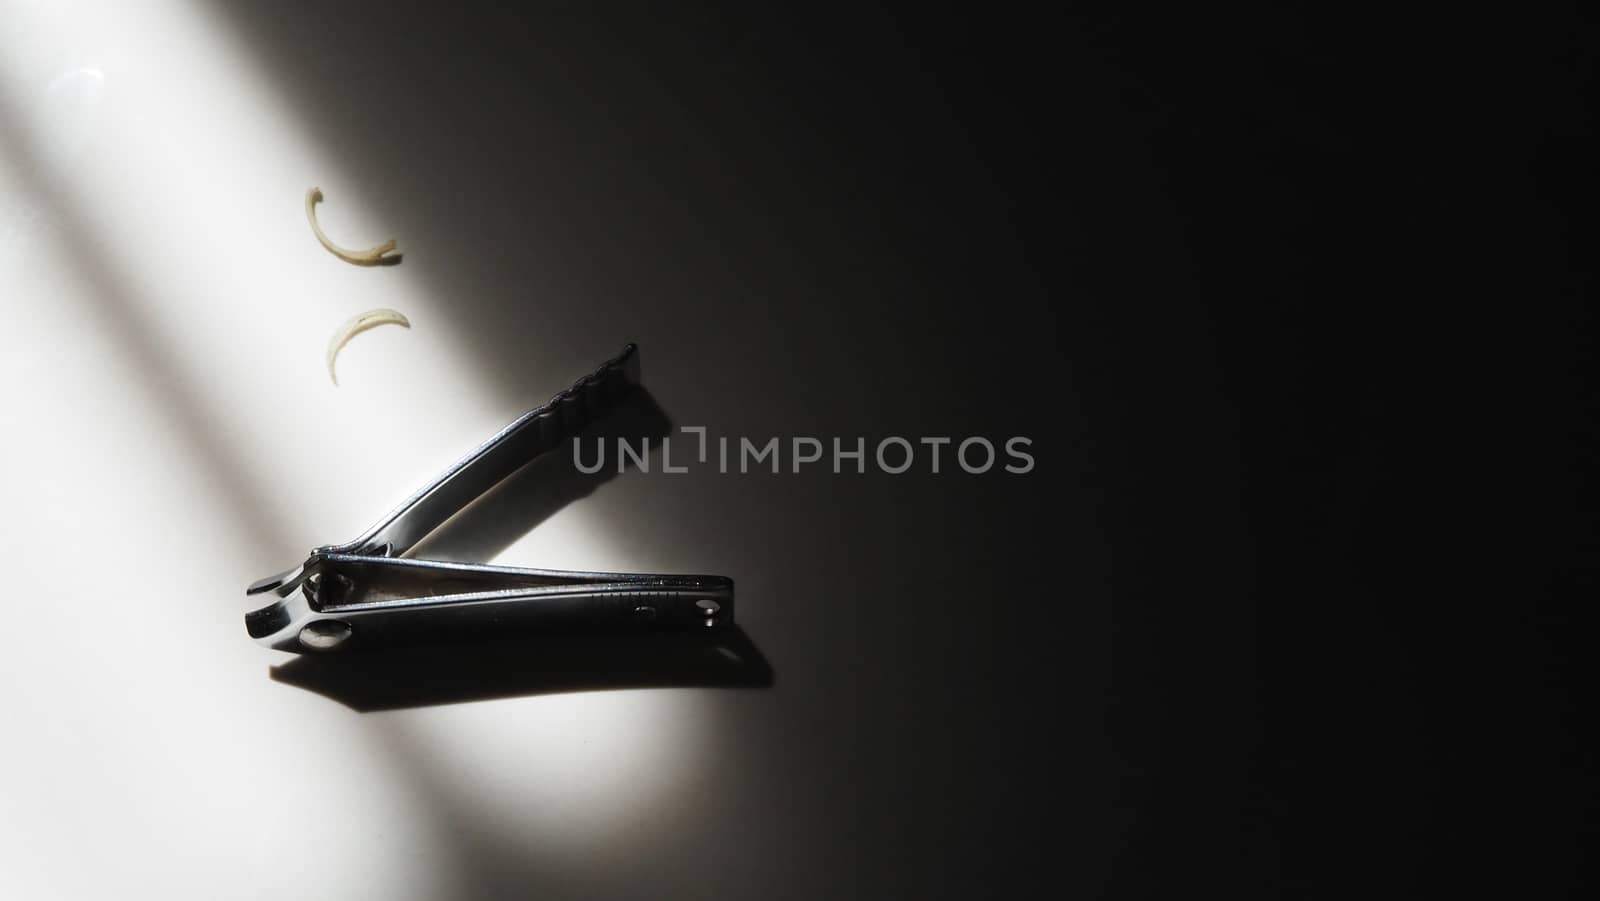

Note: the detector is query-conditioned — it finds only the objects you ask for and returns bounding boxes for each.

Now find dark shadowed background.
[208,2,1593,896]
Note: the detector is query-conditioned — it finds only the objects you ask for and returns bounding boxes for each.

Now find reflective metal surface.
[246,344,736,651]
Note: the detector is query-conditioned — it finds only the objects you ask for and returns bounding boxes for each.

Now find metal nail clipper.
[245,344,733,652]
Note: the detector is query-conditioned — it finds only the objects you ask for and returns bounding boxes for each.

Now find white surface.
[0,3,714,897]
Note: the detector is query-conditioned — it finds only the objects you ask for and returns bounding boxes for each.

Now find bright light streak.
[0,3,712,897]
